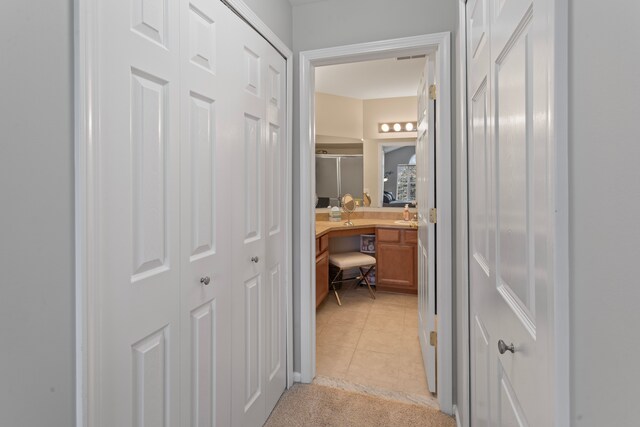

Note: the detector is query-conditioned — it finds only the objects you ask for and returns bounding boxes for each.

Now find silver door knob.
[498,339,515,354]
[251,256,259,263]
[200,276,211,286]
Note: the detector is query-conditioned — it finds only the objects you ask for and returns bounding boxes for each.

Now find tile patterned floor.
[316,286,431,397]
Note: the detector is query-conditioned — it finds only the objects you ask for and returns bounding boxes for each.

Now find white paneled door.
[230,16,287,427]
[416,56,437,394]
[96,0,181,424]
[179,1,234,426]
[467,0,553,425]
[92,1,287,426]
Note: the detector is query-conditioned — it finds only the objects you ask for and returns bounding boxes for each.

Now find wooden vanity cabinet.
[375,228,418,294]
[315,234,329,307]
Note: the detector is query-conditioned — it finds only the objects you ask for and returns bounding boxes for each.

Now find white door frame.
[74,1,294,425]
[454,2,470,425]
[457,0,571,425]
[298,33,454,413]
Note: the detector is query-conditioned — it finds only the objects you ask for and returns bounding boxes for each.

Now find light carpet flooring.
[264,383,455,427]
[315,286,431,397]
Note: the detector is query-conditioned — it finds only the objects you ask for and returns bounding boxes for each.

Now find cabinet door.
[315,251,329,307]
[377,242,417,292]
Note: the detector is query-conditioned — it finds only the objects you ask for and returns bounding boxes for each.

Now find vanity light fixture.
[378,121,418,134]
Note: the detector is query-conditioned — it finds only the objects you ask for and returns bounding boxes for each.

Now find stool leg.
[330,269,343,306]
[360,266,376,300]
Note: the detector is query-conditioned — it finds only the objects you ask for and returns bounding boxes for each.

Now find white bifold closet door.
[229,14,287,427]
[95,0,182,424]
[92,0,286,426]
[179,1,235,426]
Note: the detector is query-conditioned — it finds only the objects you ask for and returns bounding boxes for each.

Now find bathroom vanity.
[315,214,418,306]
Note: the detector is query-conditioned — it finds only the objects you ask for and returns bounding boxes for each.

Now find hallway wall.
[242,0,292,48]
[569,1,640,425]
[291,0,459,407]
[0,1,75,426]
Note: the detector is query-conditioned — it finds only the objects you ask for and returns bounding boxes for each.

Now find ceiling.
[288,0,327,6]
[315,57,426,100]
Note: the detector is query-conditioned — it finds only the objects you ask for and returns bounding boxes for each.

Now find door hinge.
[429,208,437,224]
[429,330,437,346]
[429,84,437,100]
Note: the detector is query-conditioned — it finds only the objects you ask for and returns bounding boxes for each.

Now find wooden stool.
[328,252,376,306]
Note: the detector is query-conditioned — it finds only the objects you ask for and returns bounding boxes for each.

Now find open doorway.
[313,56,428,397]
[298,33,453,414]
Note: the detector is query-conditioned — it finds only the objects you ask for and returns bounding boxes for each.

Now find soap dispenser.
[403,204,410,221]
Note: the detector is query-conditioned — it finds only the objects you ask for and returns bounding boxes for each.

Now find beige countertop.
[315,218,417,238]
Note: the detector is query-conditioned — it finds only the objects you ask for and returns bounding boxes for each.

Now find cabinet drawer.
[377,228,401,242]
[404,230,417,244]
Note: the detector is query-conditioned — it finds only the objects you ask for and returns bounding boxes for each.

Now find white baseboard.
[292,371,301,383]
[454,405,462,427]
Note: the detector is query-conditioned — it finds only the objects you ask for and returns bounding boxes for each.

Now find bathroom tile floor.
[315,286,431,397]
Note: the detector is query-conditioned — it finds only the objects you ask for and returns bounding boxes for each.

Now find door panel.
[268,124,282,235]
[498,367,528,427]
[179,1,232,426]
[130,70,169,280]
[417,55,437,394]
[495,19,533,314]
[97,0,180,424]
[188,93,215,259]
[190,301,216,427]
[468,0,552,425]
[470,80,490,272]
[244,274,262,407]
[264,41,287,413]
[244,114,263,241]
[472,316,490,427]
[232,12,287,427]
[267,265,282,380]
[132,327,169,427]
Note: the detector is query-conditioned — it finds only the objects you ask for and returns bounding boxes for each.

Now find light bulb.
[393,123,402,132]
[381,123,390,132]
[405,122,414,131]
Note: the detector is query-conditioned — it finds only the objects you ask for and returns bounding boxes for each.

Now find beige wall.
[363,96,418,140]
[315,92,363,140]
